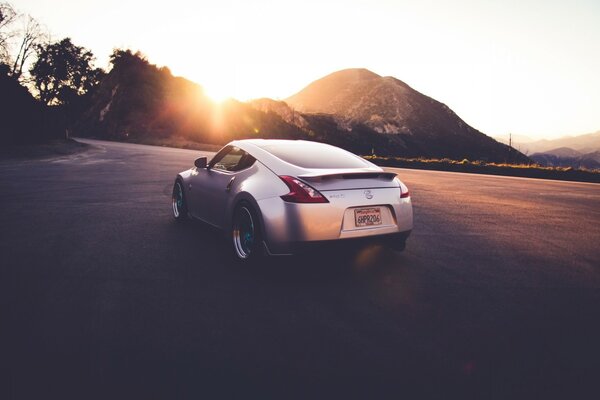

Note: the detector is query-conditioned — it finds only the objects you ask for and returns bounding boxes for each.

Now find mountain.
[74,56,418,156]
[530,147,600,170]
[248,98,409,155]
[519,132,600,169]
[537,147,582,158]
[73,52,310,145]
[250,98,310,129]
[75,58,526,162]
[285,68,527,162]
[497,131,600,155]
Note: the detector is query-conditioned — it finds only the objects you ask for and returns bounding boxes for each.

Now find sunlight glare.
[204,85,232,103]
[202,73,235,103]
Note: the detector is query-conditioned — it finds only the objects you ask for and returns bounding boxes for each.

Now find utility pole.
[508,133,512,162]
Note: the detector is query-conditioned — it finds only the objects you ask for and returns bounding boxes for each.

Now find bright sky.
[13,0,600,139]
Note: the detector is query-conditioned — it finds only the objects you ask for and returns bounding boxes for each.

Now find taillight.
[400,183,410,198]
[279,176,329,203]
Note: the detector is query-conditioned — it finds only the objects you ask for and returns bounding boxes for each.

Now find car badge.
[364,190,373,199]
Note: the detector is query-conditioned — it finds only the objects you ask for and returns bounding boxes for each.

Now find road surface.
[1,139,599,399]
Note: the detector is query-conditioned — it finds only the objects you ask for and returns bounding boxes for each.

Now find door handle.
[225,176,235,192]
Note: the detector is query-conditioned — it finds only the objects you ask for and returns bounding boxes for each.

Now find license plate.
[354,207,382,227]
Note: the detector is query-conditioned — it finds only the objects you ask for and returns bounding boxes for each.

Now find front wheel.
[231,203,263,263]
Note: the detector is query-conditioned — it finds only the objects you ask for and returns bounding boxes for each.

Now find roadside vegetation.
[1,2,103,145]
[364,156,600,183]
[79,134,600,184]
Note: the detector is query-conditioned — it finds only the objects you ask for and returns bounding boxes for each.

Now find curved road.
[1,139,599,399]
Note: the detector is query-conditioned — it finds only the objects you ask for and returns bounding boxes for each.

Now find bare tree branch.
[11,14,45,78]
[0,2,17,62]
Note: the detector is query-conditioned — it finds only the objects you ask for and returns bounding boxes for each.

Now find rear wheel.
[232,203,263,263]
[172,180,188,221]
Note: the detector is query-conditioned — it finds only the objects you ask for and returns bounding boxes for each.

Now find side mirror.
[194,157,207,169]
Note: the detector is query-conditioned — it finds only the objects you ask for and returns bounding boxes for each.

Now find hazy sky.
[12,0,600,139]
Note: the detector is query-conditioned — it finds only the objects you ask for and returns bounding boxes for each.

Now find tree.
[109,48,148,70]
[29,37,104,105]
[11,14,44,78]
[0,2,17,63]
[1,3,46,80]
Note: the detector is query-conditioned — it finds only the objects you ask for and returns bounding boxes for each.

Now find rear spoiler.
[299,171,397,182]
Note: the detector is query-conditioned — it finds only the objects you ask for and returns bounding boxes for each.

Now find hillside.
[249,98,418,156]
[73,52,308,145]
[74,55,405,156]
[74,58,528,162]
[285,69,528,162]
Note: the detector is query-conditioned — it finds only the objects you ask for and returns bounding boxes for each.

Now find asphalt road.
[1,139,599,399]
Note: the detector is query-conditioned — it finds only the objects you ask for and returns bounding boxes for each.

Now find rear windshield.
[258,141,370,169]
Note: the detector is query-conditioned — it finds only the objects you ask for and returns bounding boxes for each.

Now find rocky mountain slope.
[285,68,527,162]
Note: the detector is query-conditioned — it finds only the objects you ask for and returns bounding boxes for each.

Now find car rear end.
[238,139,413,255]
[257,170,413,255]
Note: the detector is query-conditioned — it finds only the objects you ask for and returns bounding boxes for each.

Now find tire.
[231,203,263,263]
[172,180,188,221]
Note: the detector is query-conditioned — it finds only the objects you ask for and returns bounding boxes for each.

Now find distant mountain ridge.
[537,147,582,158]
[530,146,600,170]
[494,131,600,169]
[285,68,527,162]
[495,131,600,155]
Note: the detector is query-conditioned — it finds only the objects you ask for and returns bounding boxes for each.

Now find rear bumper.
[257,192,413,254]
[263,230,412,256]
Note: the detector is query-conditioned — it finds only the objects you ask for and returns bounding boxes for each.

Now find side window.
[210,146,255,172]
[235,153,256,171]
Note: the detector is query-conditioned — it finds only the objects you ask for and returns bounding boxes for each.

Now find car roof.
[229,139,382,176]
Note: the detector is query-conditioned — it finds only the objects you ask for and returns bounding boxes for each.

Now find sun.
[202,74,236,103]
[204,84,233,103]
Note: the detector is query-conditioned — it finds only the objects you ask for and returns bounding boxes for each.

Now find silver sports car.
[172,139,413,262]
